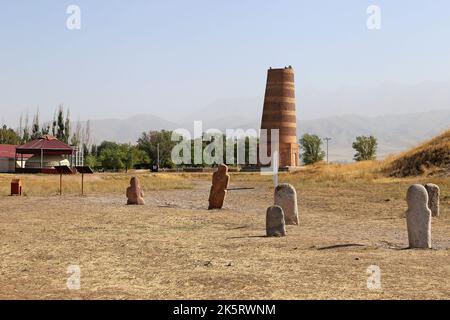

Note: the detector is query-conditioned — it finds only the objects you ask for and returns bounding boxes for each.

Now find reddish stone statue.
[208,164,230,210]
[126,177,145,205]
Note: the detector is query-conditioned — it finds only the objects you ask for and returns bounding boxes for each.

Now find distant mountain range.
[88,109,450,162]
[89,114,178,143]
[298,110,450,161]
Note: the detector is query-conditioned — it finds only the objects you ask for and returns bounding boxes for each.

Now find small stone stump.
[266,205,286,237]
[406,184,431,249]
[126,177,145,205]
[424,183,440,217]
[274,183,299,225]
[208,164,230,209]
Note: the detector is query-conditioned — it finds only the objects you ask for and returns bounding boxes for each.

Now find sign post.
[75,166,94,196]
[54,166,74,196]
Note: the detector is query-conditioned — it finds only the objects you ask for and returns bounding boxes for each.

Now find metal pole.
[157,143,160,167]
[324,137,331,164]
[273,150,279,188]
[60,173,62,196]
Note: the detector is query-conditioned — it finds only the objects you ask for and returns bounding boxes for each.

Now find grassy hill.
[384,129,450,177]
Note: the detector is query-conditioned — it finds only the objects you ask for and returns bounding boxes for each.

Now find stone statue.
[424,183,440,217]
[208,164,230,210]
[406,184,431,249]
[274,183,299,225]
[126,177,145,205]
[266,205,286,237]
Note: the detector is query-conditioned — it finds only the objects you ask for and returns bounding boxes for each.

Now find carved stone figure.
[208,164,230,210]
[406,184,431,249]
[126,177,145,205]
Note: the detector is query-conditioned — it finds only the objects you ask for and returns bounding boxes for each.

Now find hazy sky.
[1,0,450,126]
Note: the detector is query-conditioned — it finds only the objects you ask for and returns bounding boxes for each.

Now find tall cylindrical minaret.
[260,66,299,167]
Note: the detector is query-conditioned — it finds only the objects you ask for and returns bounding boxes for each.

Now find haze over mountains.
[4,80,449,162]
[88,109,450,162]
[3,80,450,127]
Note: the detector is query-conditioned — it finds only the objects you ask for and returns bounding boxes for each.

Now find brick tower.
[260,66,299,167]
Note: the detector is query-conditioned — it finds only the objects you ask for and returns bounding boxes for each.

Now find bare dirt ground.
[0,173,449,300]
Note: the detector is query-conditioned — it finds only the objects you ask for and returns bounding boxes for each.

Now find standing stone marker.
[406,184,431,249]
[126,177,145,205]
[266,205,286,237]
[424,183,440,217]
[274,183,299,225]
[208,164,230,210]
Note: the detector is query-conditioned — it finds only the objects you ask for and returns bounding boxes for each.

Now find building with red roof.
[0,144,19,173]
[0,144,33,173]
[15,135,75,173]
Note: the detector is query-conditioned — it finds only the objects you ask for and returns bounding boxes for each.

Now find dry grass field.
[0,163,449,300]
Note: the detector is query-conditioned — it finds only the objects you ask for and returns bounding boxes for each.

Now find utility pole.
[324,137,332,164]
[157,143,160,167]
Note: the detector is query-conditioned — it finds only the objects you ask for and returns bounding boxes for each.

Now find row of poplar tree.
[16,105,91,148]
[0,105,92,155]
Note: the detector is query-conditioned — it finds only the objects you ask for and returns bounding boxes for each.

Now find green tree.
[223,135,258,166]
[0,125,21,144]
[21,112,30,143]
[56,106,65,141]
[70,120,82,146]
[90,144,98,157]
[84,155,98,169]
[96,142,149,171]
[51,111,57,136]
[352,135,377,161]
[96,141,118,156]
[189,137,203,167]
[121,144,149,172]
[82,120,91,155]
[31,108,40,140]
[64,109,71,143]
[41,122,51,136]
[98,143,125,171]
[299,134,325,165]
[137,130,177,168]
